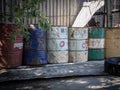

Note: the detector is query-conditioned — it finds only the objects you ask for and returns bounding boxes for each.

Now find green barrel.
[88,28,104,38]
[88,49,104,60]
[88,27,105,60]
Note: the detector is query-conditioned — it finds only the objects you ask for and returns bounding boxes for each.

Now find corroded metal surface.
[69,27,88,63]
[47,27,68,64]
[69,51,88,63]
[69,28,88,39]
[105,28,120,58]
[48,51,68,63]
[47,27,68,39]
[69,40,88,51]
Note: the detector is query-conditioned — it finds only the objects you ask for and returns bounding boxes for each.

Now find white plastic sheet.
[72,0,104,27]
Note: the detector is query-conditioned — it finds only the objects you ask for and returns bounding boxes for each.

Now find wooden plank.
[0,61,105,82]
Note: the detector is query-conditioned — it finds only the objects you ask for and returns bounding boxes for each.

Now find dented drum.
[69,28,88,63]
[47,27,68,64]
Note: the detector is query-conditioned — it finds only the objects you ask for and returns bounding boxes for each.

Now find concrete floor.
[0,76,120,90]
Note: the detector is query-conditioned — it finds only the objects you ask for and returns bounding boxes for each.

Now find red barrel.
[0,23,23,68]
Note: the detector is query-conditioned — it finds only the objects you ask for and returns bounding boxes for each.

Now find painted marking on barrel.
[82,43,87,48]
[60,41,65,47]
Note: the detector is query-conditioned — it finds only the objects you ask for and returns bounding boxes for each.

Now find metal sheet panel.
[69,40,88,50]
[88,49,104,60]
[88,27,105,38]
[105,39,120,49]
[105,48,120,58]
[48,51,68,63]
[69,51,88,63]
[22,0,80,26]
[47,27,68,39]
[105,28,120,58]
[69,28,88,39]
[47,39,68,50]
[105,28,120,39]
[89,39,104,49]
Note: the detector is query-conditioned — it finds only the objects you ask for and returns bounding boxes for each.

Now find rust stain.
[71,31,74,38]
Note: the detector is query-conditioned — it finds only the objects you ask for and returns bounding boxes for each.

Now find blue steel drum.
[27,38,46,50]
[24,50,47,65]
[28,25,46,50]
[24,25,47,65]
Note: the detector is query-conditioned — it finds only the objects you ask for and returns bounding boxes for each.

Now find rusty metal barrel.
[88,27,105,60]
[69,27,88,63]
[47,27,68,64]
[0,23,23,68]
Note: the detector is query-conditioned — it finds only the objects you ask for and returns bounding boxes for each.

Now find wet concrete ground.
[0,76,120,90]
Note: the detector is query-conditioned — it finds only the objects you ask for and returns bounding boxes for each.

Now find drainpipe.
[106,0,112,28]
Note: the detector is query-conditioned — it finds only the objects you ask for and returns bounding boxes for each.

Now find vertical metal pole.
[106,0,112,27]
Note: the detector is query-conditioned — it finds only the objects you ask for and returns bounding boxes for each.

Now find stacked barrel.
[69,28,88,63]
[23,25,47,65]
[47,27,68,64]
[88,27,105,60]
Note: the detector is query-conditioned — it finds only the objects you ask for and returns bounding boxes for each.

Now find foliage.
[6,0,51,42]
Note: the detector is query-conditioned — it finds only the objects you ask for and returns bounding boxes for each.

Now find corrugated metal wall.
[24,0,105,27]
[27,0,82,27]
[0,0,104,27]
[0,0,120,27]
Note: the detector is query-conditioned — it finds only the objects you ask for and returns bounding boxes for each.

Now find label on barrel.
[89,39,104,48]
[47,27,68,39]
[47,39,68,50]
[69,40,88,50]
[69,28,88,39]
[14,43,23,49]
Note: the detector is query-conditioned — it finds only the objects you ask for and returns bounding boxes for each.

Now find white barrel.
[69,40,88,50]
[69,28,88,39]
[47,27,68,39]
[69,51,88,63]
[48,51,68,63]
[47,27,68,64]
[47,39,68,50]
[69,27,88,63]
